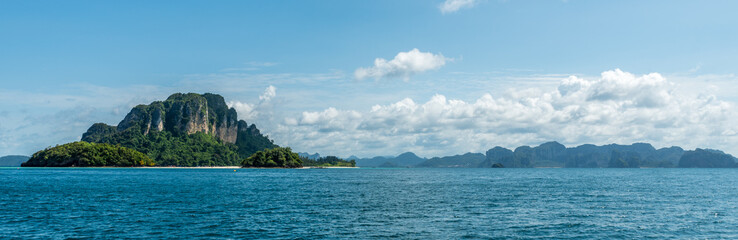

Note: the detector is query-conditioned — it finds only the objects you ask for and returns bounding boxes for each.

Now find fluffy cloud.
[228,85,277,121]
[354,49,448,80]
[276,69,738,158]
[259,85,277,102]
[439,0,477,14]
[227,101,256,120]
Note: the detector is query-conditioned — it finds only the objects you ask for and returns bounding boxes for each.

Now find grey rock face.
[115,93,240,144]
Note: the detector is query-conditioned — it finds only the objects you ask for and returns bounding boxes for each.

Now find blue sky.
[2,0,738,157]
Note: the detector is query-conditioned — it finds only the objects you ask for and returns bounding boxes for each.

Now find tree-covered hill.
[22,142,154,167]
[241,147,303,168]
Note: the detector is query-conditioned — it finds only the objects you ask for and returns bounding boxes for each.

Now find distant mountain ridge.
[416,153,485,168]
[348,142,737,168]
[0,155,29,167]
[352,152,426,167]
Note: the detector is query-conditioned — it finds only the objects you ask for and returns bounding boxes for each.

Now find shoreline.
[139,166,241,169]
[6,166,359,169]
[300,166,358,169]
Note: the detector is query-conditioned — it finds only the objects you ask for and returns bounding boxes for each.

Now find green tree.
[241,147,303,168]
[22,141,154,167]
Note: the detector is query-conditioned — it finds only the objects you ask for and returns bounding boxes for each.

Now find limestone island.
[22,93,355,168]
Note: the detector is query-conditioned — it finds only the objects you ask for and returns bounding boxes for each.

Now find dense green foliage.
[0,155,29,167]
[241,147,302,168]
[302,156,356,167]
[80,123,118,143]
[235,121,278,158]
[22,142,153,167]
[94,126,242,166]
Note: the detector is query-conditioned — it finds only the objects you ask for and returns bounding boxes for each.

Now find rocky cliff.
[81,93,277,161]
[111,93,240,143]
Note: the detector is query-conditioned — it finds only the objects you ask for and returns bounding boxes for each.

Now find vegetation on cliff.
[80,93,277,166]
[241,147,302,168]
[22,142,154,167]
[94,128,242,166]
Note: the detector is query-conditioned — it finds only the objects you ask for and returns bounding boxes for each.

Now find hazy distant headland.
[0,155,29,167]
[16,92,735,169]
[344,142,737,168]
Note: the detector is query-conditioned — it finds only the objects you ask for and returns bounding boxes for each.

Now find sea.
[1,168,737,239]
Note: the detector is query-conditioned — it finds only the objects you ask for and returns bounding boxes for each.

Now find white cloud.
[7,67,738,160]
[439,0,477,14]
[276,69,738,158]
[260,85,277,102]
[227,101,256,120]
[228,85,277,121]
[354,49,448,81]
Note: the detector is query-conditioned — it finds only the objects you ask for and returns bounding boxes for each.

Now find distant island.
[0,155,29,167]
[242,147,355,168]
[23,93,286,167]
[351,142,738,168]
[21,92,357,168]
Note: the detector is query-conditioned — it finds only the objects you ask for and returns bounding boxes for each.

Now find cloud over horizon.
[4,69,738,160]
[277,69,738,158]
[354,49,448,81]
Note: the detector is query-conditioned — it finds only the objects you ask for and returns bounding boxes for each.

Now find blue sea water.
[1,168,737,239]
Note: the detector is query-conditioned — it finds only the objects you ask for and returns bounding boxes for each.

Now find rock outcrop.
[81,93,277,160]
[84,93,244,144]
[110,93,240,143]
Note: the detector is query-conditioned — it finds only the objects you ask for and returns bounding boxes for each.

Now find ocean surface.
[1,168,737,239]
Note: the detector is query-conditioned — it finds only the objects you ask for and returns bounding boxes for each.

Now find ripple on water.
[1,168,738,239]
